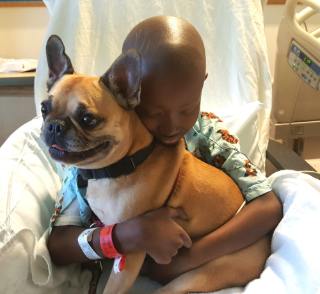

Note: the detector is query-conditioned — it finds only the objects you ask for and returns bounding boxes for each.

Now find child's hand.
[113,207,192,264]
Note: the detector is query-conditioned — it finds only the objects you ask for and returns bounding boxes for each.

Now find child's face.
[135,70,206,146]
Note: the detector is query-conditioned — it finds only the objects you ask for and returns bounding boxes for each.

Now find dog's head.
[40,35,142,169]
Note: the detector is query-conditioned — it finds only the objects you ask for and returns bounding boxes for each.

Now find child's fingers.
[181,232,192,249]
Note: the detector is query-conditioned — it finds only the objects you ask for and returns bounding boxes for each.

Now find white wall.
[0,7,50,60]
[1,4,319,78]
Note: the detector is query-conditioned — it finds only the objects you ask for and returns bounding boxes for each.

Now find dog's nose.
[48,121,64,135]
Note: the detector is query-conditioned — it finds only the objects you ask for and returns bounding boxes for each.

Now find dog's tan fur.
[42,41,270,294]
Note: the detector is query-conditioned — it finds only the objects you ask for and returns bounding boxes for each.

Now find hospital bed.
[1,0,320,293]
[268,0,320,176]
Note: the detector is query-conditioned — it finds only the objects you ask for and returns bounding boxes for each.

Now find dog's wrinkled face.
[40,35,142,169]
[41,75,126,168]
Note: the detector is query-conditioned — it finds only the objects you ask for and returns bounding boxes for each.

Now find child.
[48,15,282,288]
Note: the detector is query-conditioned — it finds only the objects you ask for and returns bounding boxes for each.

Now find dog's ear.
[100,49,141,110]
[46,35,74,92]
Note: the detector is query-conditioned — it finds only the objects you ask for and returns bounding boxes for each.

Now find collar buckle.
[125,157,136,172]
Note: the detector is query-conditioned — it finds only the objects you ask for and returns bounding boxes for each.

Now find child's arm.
[140,190,282,284]
[48,207,192,266]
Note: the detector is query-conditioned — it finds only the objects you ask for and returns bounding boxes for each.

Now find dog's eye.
[82,116,97,127]
[41,105,48,116]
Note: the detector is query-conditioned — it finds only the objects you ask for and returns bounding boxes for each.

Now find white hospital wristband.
[78,228,102,260]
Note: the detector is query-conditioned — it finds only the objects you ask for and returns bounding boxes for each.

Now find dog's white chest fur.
[86,176,149,225]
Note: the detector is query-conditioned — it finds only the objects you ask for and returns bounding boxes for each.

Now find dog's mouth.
[49,141,110,164]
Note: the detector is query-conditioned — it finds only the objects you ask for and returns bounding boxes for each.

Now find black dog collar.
[78,139,156,180]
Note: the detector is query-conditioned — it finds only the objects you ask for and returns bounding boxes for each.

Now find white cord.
[299,170,320,176]
[235,201,246,215]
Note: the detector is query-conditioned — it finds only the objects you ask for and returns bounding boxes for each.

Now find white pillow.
[0,117,91,293]
[0,117,60,246]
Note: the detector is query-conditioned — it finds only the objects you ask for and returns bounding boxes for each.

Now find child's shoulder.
[194,110,225,132]
[199,111,223,123]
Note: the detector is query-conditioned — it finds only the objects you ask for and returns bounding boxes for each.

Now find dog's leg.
[102,251,146,294]
[153,233,271,294]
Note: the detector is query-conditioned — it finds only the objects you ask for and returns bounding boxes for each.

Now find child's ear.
[205,73,209,81]
[46,35,74,92]
[100,49,142,110]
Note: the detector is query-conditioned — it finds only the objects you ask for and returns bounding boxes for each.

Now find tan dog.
[41,35,270,294]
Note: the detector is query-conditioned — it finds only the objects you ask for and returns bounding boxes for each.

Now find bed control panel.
[287,40,320,90]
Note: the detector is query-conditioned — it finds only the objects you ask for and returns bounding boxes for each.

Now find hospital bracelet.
[78,228,102,260]
[100,225,122,258]
[100,225,126,273]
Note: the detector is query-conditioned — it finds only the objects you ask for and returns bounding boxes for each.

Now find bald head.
[123,16,207,145]
[122,16,206,83]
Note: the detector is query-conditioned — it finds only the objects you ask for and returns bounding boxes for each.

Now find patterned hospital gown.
[49,111,272,233]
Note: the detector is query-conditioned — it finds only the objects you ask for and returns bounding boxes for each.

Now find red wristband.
[100,225,122,259]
